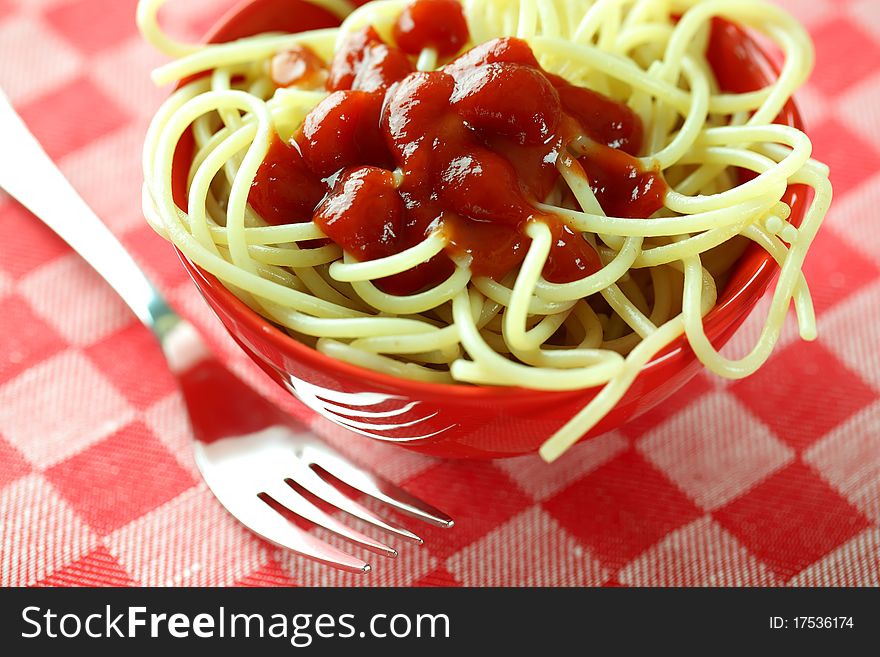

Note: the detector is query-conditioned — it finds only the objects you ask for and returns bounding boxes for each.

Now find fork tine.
[286,462,424,545]
[263,483,398,558]
[220,493,371,573]
[304,449,455,528]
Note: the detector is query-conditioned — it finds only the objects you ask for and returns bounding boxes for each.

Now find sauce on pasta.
[393,0,469,57]
[252,25,665,294]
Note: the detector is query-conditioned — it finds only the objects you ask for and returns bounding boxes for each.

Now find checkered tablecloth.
[1,0,879,588]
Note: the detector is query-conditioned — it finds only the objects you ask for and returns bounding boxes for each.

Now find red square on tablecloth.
[714,462,872,580]
[85,323,178,410]
[617,516,779,587]
[810,118,880,199]
[18,254,133,347]
[620,374,715,440]
[400,461,533,560]
[121,225,194,291]
[810,17,880,97]
[638,392,794,511]
[33,545,136,587]
[0,294,64,385]
[18,75,131,161]
[412,566,463,588]
[805,402,880,525]
[45,0,140,56]
[543,450,702,570]
[0,200,70,280]
[45,421,197,535]
[499,432,629,501]
[235,560,299,588]
[0,435,31,489]
[446,506,609,587]
[0,351,136,469]
[731,341,876,451]
[800,228,880,315]
[0,475,97,587]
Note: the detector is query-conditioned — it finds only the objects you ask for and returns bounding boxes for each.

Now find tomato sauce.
[250,0,667,294]
[706,17,767,95]
[706,17,797,192]
[394,0,470,57]
[270,45,327,87]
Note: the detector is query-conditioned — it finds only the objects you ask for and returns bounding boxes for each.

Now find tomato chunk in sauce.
[270,45,327,88]
[394,0,470,57]
[250,0,667,294]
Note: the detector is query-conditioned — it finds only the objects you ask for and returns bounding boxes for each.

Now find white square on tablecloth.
[90,37,167,120]
[791,83,830,129]
[825,172,880,266]
[788,527,880,587]
[617,515,779,587]
[0,267,11,300]
[18,254,133,347]
[772,0,834,28]
[142,392,200,479]
[0,15,82,103]
[106,484,265,586]
[58,122,151,237]
[0,473,97,586]
[837,71,880,155]
[637,391,795,511]
[11,0,79,11]
[0,349,135,467]
[820,281,880,391]
[498,431,629,501]
[804,400,880,524]
[446,505,608,587]
[849,0,880,43]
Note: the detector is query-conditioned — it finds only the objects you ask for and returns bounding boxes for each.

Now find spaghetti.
[139,0,832,462]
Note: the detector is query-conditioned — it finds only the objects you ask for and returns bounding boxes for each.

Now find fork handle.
[0,89,179,338]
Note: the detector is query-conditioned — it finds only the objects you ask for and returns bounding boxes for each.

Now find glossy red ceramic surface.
[170,0,808,459]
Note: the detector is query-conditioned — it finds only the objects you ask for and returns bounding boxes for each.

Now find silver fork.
[0,90,453,574]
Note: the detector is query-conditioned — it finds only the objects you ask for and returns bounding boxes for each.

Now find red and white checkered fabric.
[1,0,879,588]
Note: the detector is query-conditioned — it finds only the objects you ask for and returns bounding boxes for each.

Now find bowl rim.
[174,0,807,402]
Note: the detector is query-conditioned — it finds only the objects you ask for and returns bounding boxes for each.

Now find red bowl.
[169,0,808,459]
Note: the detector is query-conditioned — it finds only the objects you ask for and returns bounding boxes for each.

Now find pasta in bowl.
[140,0,831,461]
